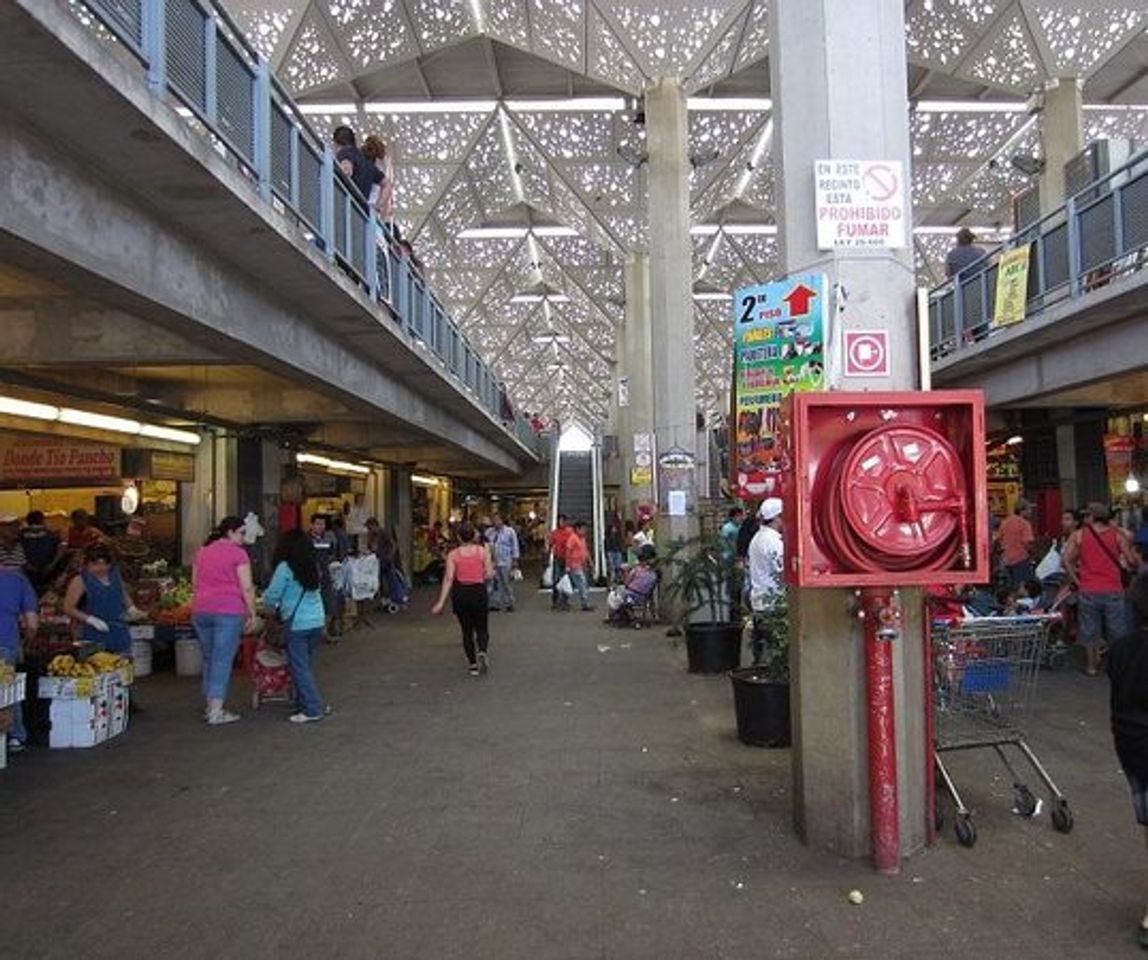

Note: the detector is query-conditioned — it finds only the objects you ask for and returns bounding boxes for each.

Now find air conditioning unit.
[1013,183,1042,232]
[1064,138,1134,203]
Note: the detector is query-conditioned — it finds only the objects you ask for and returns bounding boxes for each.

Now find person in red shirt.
[548,514,571,611]
[564,520,594,612]
[1063,501,1139,676]
[995,499,1036,589]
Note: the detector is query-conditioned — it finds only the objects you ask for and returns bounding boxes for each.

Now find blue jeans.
[287,628,325,718]
[192,613,244,700]
[606,550,624,585]
[1,649,25,743]
[489,565,515,609]
[569,570,591,609]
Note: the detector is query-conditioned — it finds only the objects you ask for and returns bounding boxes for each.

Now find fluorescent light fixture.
[296,452,370,475]
[914,100,1027,113]
[693,291,733,302]
[410,473,441,487]
[723,224,776,235]
[0,394,201,445]
[0,397,59,420]
[297,103,359,115]
[361,100,497,114]
[504,98,627,112]
[690,224,720,236]
[139,424,203,445]
[510,293,545,304]
[531,225,579,237]
[1127,476,1141,494]
[914,225,1010,236]
[687,97,772,111]
[1005,435,1024,445]
[457,226,528,240]
[59,408,142,434]
[532,334,571,344]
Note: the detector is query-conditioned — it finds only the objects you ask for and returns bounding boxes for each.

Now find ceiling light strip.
[0,394,202,445]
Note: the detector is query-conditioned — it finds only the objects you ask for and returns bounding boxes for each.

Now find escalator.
[548,447,604,580]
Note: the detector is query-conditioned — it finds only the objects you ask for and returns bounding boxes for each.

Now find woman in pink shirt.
[192,516,257,724]
[431,522,493,677]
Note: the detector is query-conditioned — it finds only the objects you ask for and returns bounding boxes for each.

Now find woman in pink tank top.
[1064,502,1138,675]
[431,522,494,676]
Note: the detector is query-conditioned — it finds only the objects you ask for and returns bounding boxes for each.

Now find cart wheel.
[387,603,400,614]
[954,816,977,847]
[1051,802,1074,834]
[1014,785,1038,818]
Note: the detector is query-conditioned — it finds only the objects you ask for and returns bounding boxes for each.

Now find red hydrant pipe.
[862,588,901,874]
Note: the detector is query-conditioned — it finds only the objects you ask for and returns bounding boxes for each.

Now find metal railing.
[75,0,538,453]
[928,149,1148,362]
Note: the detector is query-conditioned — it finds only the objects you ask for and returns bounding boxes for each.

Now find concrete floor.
[1,587,1145,959]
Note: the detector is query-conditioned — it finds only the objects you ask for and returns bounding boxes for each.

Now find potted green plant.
[661,533,743,674]
[729,593,791,747]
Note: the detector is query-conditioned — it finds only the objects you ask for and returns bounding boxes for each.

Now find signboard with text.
[731,274,826,500]
[815,159,907,249]
[0,438,121,485]
[992,244,1031,327]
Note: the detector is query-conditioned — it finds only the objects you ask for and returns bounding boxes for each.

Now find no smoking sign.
[844,329,890,378]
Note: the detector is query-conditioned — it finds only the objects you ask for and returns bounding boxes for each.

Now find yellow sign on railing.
[993,244,1031,327]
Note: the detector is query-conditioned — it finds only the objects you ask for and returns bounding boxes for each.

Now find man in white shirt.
[746,498,785,664]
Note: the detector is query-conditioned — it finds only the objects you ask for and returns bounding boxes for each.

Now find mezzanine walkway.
[0,589,1142,959]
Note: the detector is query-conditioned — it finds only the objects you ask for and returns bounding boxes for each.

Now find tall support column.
[770,0,926,862]
[1040,78,1084,214]
[388,466,413,582]
[620,252,655,518]
[646,79,698,540]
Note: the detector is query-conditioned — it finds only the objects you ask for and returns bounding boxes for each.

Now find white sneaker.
[288,712,323,724]
[206,710,240,725]
[477,651,489,675]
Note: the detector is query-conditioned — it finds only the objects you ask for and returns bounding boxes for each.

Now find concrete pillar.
[1056,423,1078,510]
[1040,78,1084,214]
[646,78,698,541]
[770,0,925,861]
[388,466,413,580]
[180,431,236,564]
[619,252,655,518]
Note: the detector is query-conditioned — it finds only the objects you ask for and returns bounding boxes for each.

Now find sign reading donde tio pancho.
[0,438,121,484]
[815,160,907,249]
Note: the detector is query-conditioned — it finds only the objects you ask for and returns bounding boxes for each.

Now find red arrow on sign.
[783,283,817,318]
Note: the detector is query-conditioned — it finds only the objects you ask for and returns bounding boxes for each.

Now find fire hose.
[812,423,971,574]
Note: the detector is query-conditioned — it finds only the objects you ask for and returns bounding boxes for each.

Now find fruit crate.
[0,673,26,710]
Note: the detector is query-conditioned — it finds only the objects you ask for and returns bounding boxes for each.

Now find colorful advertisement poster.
[731,274,826,500]
[993,244,1031,327]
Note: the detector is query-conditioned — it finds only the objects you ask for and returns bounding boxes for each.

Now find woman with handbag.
[262,529,328,723]
[430,521,494,677]
[1063,502,1139,676]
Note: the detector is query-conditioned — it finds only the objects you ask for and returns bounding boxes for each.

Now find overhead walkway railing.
[74,0,537,454]
[929,151,1148,361]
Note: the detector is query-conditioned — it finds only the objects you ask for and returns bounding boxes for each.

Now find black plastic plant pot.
[684,622,742,674]
[729,666,791,747]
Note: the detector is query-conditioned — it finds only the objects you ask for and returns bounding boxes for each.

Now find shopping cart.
[931,615,1074,847]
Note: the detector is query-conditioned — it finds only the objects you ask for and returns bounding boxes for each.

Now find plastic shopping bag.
[541,562,554,589]
[556,573,575,597]
[1034,545,1062,581]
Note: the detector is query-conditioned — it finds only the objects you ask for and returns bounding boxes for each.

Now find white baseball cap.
[758,498,783,521]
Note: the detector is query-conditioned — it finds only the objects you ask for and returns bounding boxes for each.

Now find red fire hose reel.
[813,423,971,575]
[784,392,989,588]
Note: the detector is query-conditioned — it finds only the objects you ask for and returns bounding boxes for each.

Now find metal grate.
[215,34,254,162]
[1041,224,1069,294]
[165,0,207,112]
[333,189,349,259]
[297,144,321,231]
[1079,196,1116,272]
[85,0,143,47]
[349,210,366,275]
[270,104,292,201]
[959,273,985,332]
[1122,172,1148,251]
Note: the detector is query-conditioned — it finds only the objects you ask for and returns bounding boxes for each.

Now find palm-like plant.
[660,533,739,624]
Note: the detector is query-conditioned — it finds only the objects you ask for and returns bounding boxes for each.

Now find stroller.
[379,562,410,613]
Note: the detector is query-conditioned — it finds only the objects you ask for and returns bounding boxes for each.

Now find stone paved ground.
[1,586,1145,959]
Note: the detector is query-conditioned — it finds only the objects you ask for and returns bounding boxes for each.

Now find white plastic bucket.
[174,637,203,676]
[131,639,153,677]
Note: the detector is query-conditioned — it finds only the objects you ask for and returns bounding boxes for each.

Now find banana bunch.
[87,652,130,673]
[48,655,96,678]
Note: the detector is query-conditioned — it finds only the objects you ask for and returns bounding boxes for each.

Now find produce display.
[152,575,193,624]
[47,652,132,678]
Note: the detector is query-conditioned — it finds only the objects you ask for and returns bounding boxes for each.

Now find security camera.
[1010,153,1045,177]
